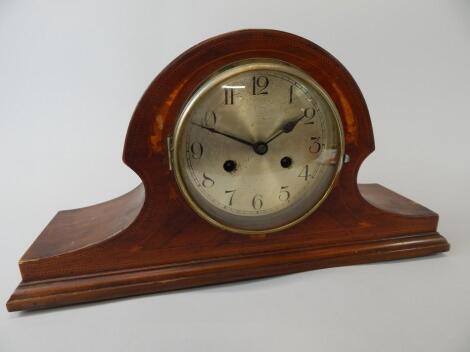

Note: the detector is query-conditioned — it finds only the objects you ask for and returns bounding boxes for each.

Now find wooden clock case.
[7,29,449,312]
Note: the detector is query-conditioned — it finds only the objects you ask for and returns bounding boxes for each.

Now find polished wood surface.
[7,29,449,312]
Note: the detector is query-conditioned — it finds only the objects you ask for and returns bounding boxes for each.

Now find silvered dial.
[172,59,344,234]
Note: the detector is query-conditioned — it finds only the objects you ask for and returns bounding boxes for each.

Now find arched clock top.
[123,30,374,176]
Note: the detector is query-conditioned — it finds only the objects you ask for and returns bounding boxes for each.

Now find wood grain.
[6,30,449,312]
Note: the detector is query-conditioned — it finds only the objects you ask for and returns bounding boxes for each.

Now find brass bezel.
[172,58,345,235]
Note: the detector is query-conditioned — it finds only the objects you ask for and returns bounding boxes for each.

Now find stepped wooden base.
[7,184,449,312]
[8,232,447,312]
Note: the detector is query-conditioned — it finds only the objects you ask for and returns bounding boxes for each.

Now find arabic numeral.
[225,189,236,206]
[190,142,203,159]
[298,165,311,181]
[309,137,322,154]
[224,88,234,104]
[252,76,269,95]
[303,107,316,124]
[202,173,215,188]
[278,186,290,202]
[252,194,263,210]
[203,111,217,128]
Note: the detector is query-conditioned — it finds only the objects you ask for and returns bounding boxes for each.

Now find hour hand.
[281,113,305,133]
[266,113,305,144]
[191,122,254,148]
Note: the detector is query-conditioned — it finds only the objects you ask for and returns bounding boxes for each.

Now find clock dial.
[173,59,344,233]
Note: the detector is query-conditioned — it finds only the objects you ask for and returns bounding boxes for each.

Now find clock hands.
[192,109,307,156]
[191,122,254,148]
[192,122,270,155]
[265,112,305,145]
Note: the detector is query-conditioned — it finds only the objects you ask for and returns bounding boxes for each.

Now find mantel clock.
[7,30,449,312]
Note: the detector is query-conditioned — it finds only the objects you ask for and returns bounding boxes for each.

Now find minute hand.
[191,122,253,147]
[265,113,305,144]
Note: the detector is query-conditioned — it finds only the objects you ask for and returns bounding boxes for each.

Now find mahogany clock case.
[6,29,449,312]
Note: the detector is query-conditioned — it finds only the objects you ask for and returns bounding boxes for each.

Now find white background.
[1,1,469,351]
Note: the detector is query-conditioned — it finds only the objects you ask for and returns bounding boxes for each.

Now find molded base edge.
[7,232,449,312]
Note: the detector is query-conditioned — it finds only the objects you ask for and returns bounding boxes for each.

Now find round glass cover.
[172,59,344,234]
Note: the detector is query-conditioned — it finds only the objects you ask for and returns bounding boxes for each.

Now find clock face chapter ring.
[172,58,345,234]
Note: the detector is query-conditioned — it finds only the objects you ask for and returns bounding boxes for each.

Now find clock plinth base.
[7,183,449,312]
